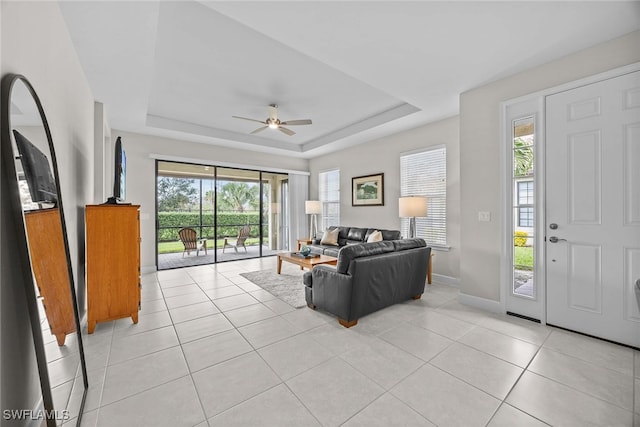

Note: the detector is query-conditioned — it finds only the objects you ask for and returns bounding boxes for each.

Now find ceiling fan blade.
[232,116,266,124]
[278,127,295,136]
[250,126,268,134]
[280,119,312,126]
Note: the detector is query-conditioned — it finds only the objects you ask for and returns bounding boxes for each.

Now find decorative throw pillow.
[367,230,383,242]
[320,228,340,246]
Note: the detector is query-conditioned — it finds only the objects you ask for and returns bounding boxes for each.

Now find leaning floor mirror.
[1,74,87,426]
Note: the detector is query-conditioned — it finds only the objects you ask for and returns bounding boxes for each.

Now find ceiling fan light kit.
[233,104,312,136]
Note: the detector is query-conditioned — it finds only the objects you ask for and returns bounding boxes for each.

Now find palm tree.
[514,137,534,177]
[218,182,259,212]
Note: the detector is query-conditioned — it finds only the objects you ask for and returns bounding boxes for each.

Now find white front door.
[546,70,640,348]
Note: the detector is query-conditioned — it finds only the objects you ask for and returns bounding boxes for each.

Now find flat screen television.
[106,136,126,204]
[13,129,58,205]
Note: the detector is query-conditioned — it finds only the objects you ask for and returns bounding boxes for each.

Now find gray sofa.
[303,239,430,327]
[307,225,402,257]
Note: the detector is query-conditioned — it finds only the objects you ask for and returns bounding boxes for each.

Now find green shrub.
[514,231,528,247]
[157,212,262,242]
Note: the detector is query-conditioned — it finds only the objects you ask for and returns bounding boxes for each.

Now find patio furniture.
[223,225,251,253]
[178,227,207,257]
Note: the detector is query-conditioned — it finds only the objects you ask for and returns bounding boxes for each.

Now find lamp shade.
[399,196,427,218]
[305,200,322,214]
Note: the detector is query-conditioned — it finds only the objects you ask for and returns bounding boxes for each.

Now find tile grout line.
[168,270,224,426]
[486,327,554,426]
[92,279,196,413]
[186,262,308,424]
[526,344,636,413]
[86,318,115,425]
[202,262,352,424]
[89,260,634,426]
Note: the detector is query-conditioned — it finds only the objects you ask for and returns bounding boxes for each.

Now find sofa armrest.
[302,271,313,287]
[312,264,338,274]
[309,266,354,320]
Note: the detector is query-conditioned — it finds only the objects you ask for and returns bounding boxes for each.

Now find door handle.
[548,236,567,243]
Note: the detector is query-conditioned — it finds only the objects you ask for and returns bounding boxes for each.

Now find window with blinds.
[517,180,534,227]
[400,147,446,246]
[319,169,340,230]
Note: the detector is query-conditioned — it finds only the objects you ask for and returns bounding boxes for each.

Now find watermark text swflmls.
[3,409,70,421]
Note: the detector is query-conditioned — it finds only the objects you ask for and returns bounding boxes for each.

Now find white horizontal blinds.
[319,169,340,231]
[400,147,447,246]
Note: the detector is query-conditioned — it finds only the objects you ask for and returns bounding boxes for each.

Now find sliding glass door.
[215,167,261,261]
[156,161,288,269]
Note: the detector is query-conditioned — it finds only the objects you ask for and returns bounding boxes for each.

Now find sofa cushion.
[336,241,396,274]
[336,226,350,239]
[323,247,340,257]
[308,244,341,257]
[346,227,367,242]
[380,229,402,240]
[309,245,328,255]
[308,226,401,255]
[366,230,383,242]
[320,228,339,246]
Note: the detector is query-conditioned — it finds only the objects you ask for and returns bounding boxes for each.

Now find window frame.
[400,146,447,249]
[516,180,534,228]
[318,169,340,232]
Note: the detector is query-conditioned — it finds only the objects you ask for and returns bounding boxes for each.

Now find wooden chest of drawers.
[85,204,140,333]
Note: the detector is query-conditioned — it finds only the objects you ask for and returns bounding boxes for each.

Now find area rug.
[240,270,306,308]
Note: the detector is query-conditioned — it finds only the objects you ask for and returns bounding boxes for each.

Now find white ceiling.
[59,1,640,159]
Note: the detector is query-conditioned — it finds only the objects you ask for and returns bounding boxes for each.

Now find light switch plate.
[478,211,491,222]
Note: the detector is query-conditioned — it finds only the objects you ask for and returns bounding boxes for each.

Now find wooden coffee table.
[277,252,338,274]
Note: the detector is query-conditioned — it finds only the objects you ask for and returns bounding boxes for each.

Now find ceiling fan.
[232,104,312,136]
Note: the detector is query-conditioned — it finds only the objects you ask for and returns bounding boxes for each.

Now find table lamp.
[399,196,428,238]
[305,200,322,239]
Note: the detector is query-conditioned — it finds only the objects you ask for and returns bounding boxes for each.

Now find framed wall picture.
[352,173,384,206]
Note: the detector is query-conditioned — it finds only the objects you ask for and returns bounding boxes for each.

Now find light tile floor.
[73,257,639,427]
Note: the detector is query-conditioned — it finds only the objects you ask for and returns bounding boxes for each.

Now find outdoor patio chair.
[223,225,251,253]
[178,227,207,257]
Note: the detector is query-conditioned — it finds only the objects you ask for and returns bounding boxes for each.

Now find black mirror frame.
[1,73,87,426]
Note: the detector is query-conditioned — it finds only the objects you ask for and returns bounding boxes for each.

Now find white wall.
[459,30,640,302]
[309,116,460,281]
[1,0,95,416]
[94,101,111,204]
[112,130,309,270]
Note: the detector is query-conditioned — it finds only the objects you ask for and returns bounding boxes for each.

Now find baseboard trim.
[457,292,502,314]
[141,265,157,274]
[431,274,459,287]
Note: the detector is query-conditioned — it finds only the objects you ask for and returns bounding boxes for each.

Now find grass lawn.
[159,239,535,269]
[158,238,263,254]
[514,246,533,270]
